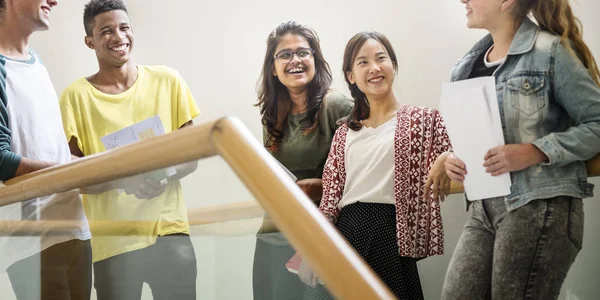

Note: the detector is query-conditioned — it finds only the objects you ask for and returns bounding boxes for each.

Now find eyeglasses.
[273,48,315,63]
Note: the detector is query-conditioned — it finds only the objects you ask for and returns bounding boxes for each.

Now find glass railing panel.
[0,115,392,299]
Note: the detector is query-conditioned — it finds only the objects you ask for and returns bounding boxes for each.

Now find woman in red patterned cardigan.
[299,31,452,300]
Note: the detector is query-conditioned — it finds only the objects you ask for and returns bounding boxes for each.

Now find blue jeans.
[442,196,584,300]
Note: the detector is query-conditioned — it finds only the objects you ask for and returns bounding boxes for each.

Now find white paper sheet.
[101,115,167,150]
[439,77,511,200]
[101,115,177,182]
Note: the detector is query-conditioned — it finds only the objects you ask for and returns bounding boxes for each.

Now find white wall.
[0,0,598,299]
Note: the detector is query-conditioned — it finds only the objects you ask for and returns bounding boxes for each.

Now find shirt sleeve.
[318,127,345,224]
[0,64,22,181]
[173,70,201,129]
[324,91,354,131]
[531,40,600,166]
[58,91,83,153]
[433,109,453,155]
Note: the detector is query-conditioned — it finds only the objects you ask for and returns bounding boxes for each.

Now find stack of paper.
[439,77,511,200]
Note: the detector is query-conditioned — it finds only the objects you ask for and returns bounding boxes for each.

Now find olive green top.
[258,91,353,245]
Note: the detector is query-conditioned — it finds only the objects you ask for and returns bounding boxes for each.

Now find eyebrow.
[98,22,129,31]
[276,47,309,53]
[355,51,387,61]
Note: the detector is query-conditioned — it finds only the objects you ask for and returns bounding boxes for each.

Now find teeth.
[369,77,384,83]
[111,44,128,52]
[287,68,304,74]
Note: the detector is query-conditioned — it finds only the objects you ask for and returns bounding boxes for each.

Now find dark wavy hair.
[342,32,398,131]
[255,21,333,150]
[0,0,5,20]
[83,0,128,36]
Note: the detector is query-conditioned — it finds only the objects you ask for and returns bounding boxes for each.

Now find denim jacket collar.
[465,18,540,58]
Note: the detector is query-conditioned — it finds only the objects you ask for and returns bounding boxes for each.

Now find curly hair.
[83,0,128,36]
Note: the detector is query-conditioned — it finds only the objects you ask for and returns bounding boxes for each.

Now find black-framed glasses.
[273,48,315,63]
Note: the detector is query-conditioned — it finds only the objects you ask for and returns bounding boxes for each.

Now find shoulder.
[323,90,353,111]
[139,65,185,82]
[535,30,561,49]
[401,104,440,117]
[60,78,93,102]
[532,30,561,56]
[321,90,353,124]
[531,32,584,71]
[333,122,349,140]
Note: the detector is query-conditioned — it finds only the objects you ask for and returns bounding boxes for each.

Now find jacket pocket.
[507,75,547,116]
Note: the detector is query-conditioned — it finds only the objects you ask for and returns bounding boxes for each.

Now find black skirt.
[304,202,424,300]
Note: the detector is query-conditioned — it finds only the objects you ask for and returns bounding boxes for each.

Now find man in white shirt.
[0,0,92,299]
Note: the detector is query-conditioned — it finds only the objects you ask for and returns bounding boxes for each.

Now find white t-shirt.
[485,45,506,68]
[340,116,397,209]
[0,51,91,272]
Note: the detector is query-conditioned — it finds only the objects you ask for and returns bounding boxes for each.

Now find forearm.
[166,120,199,181]
[168,161,198,181]
[14,157,56,177]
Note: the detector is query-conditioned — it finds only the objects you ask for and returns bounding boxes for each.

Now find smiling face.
[460,0,510,30]
[347,38,396,101]
[271,33,316,92]
[85,9,133,68]
[10,0,58,32]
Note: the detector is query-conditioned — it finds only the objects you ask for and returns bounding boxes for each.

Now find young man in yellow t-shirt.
[59,1,200,299]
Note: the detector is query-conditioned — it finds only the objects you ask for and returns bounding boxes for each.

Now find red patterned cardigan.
[318,104,452,258]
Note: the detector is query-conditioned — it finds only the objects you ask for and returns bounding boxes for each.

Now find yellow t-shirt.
[59,65,201,262]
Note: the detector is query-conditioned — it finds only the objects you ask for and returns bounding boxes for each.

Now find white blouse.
[340,116,397,209]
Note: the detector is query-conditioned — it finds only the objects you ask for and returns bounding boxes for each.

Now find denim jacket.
[451,18,600,211]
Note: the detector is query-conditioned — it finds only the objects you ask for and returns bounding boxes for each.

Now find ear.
[347,71,355,85]
[272,64,277,77]
[84,36,95,50]
[500,0,517,12]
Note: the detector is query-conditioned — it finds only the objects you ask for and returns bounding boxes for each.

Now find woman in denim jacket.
[439,0,600,299]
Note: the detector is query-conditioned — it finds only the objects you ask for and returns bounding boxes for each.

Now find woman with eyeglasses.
[253,21,353,300]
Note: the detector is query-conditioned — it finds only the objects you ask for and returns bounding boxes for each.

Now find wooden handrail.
[0,117,396,300]
[0,120,218,207]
